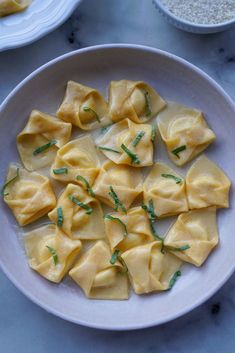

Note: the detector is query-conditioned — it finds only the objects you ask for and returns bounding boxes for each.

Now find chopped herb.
[53,167,68,175]
[171,145,186,159]
[83,106,101,123]
[1,168,19,197]
[104,215,128,237]
[161,173,182,184]
[121,143,140,165]
[167,245,190,252]
[57,207,64,227]
[68,194,93,215]
[132,131,145,147]
[100,124,113,134]
[46,245,58,266]
[98,146,121,154]
[144,90,152,117]
[151,125,156,144]
[109,186,127,213]
[168,270,181,289]
[76,175,95,197]
[33,139,57,156]
[110,249,120,265]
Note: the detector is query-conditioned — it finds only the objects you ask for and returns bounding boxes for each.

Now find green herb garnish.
[1,168,19,197]
[109,186,127,213]
[110,249,120,265]
[168,270,181,289]
[151,125,156,144]
[57,207,64,227]
[68,194,93,215]
[144,90,152,117]
[167,245,190,252]
[33,139,57,156]
[76,175,95,197]
[83,106,101,123]
[100,124,113,134]
[46,245,58,266]
[132,131,145,147]
[98,146,121,154]
[171,145,186,159]
[104,215,128,237]
[121,143,140,165]
[53,167,68,175]
[161,173,182,184]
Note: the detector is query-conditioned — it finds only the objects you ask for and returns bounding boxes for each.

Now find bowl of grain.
[153,0,235,33]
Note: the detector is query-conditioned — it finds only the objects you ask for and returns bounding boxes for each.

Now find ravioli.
[186,155,231,209]
[3,164,56,226]
[97,118,154,167]
[0,0,31,17]
[24,224,81,283]
[69,241,129,300]
[164,207,218,267]
[122,241,182,294]
[57,81,110,130]
[104,206,154,252]
[143,162,188,218]
[48,183,105,240]
[157,102,216,166]
[92,160,142,210]
[17,110,72,171]
[50,135,100,186]
[108,80,166,123]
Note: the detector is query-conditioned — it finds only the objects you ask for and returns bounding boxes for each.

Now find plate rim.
[0,43,235,330]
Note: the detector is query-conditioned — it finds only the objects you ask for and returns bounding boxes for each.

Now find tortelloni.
[97,118,154,167]
[17,110,72,171]
[57,81,110,130]
[92,160,142,210]
[108,80,166,123]
[104,207,154,252]
[0,0,31,17]
[164,207,219,267]
[186,155,231,209]
[3,164,56,226]
[50,136,100,186]
[143,162,188,218]
[69,241,129,300]
[24,224,82,283]
[48,183,105,240]
[157,102,216,166]
[122,241,182,294]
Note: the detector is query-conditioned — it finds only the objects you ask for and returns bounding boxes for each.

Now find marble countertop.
[1,0,235,351]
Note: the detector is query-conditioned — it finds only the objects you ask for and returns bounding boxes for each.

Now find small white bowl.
[153,0,235,33]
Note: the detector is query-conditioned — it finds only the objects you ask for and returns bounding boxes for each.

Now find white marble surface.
[0,0,235,351]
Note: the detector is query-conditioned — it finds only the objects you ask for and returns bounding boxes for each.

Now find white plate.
[0,0,82,52]
[0,44,234,330]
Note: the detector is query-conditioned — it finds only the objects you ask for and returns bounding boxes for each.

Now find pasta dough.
[57,81,110,130]
[157,102,216,166]
[69,241,129,299]
[24,224,81,283]
[92,160,142,210]
[3,164,56,226]
[17,110,72,171]
[50,135,100,186]
[122,241,182,294]
[0,0,31,17]
[164,207,219,267]
[104,206,154,252]
[143,162,188,218]
[48,183,105,240]
[97,118,154,167]
[186,155,231,209]
[108,80,166,123]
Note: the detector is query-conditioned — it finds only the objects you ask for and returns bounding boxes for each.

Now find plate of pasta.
[0,0,82,52]
[0,44,234,330]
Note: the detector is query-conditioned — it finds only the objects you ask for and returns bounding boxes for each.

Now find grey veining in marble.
[0,0,235,352]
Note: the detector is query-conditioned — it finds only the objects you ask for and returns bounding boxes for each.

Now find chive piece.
[110,249,120,265]
[33,139,57,156]
[151,125,156,144]
[132,131,145,147]
[53,167,68,175]
[83,106,101,123]
[171,145,186,159]
[1,168,20,197]
[167,245,190,252]
[144,91,152,117]
[98,146,121,154]
[76,175,95,197]
[109,186,127,213]
[68,194,93,215]
[161,173,182,184]
[104,215,128,237]
[168,270,181,290]
[121,143,140,165]
[57,207,64,227]
[46,246,58,266]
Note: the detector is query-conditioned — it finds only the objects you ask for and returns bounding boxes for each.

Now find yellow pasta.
[0,0,31,17]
